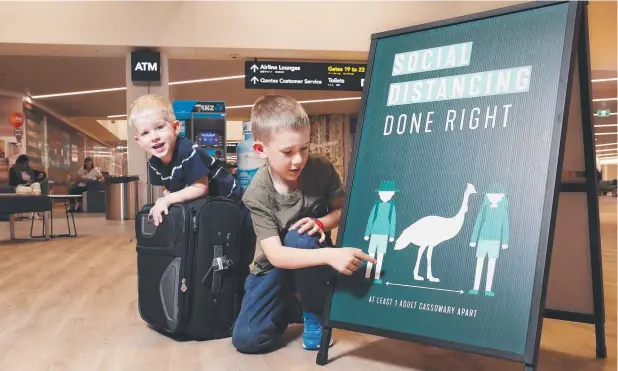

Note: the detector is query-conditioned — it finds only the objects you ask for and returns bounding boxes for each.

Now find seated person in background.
[9,154,47,192]
[127,94,243,226]
[69,157,103,211]
[9,154,48,219]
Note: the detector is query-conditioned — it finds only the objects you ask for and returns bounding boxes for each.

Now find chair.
[0,185,15,221]
[82,181,106,213]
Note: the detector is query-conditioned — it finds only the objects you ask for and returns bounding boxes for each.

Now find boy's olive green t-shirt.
[242,154,345,275]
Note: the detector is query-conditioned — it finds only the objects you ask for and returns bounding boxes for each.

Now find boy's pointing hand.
[324,248,377,276]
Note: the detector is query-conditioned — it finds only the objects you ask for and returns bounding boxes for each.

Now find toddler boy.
[127,94,243,225]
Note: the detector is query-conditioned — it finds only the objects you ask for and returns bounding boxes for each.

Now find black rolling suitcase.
[135,196,252,340]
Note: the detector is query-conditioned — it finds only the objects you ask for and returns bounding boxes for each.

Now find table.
[0,194,82,240]
[0,194,52,240]
[44,195,81,238]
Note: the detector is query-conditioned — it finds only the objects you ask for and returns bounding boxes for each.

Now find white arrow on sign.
[386,281,464,294]
[250,64,259,73]
[251,76,259,84]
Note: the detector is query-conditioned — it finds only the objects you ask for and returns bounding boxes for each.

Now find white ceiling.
[0,1,614,149]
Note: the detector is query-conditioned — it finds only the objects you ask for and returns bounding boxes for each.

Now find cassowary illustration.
[393,183,477,282]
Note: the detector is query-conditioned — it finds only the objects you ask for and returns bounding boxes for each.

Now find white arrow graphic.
[251,76,259,84]
[386,281,464,294]
[250,64,259,72]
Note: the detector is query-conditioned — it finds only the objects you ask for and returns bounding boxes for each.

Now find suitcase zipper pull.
[181,278,187,293]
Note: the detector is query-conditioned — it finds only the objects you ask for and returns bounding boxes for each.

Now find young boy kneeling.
[232,95,375,353]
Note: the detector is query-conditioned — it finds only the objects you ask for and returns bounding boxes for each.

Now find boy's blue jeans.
[232,229,332,354]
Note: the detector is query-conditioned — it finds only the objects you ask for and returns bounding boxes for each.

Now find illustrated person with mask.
[468,183,510,297]
[364,180,398,284]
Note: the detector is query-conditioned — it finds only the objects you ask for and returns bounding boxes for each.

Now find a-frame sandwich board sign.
[317,2,606,371]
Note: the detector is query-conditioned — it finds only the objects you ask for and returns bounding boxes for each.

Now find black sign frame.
[543,0,606,359]
[131,50,161,84]
[244,61,366,91]
[316,2,605,371]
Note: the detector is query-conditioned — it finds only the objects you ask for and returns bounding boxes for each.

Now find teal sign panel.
[327,2,573,358]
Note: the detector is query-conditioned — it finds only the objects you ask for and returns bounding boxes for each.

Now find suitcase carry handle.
[140,214,158,238]
[130,215,157,242]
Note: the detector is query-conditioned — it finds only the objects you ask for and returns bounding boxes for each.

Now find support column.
[125,51,169,210]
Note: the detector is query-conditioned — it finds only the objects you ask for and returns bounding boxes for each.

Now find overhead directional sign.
[597,109,611,117]
[245,61,366,91]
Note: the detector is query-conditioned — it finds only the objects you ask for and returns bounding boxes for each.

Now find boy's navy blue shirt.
[148,137,243,201]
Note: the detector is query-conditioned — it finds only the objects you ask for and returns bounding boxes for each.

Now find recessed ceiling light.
[592,97,618,102]
[596,142,618,147]
[108,96,362,117]
[591,77,618,83]
[169,75,245,86]
[32,87,126,99]
[223,104,252,110]
[227,96,362,109]
[32,74,246,99]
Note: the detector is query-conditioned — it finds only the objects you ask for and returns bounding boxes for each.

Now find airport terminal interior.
[0,1,616,370]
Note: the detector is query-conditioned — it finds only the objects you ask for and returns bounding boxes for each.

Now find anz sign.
[194,101,226,114]
[131,50,161,84]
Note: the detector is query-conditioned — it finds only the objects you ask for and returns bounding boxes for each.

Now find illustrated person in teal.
[364,180,398,284]
[468,184,509,297]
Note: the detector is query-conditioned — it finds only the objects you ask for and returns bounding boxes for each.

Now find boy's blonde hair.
[250,95,309,143]
[127,94,176,132]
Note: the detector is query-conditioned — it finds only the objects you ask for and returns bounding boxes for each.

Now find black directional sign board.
[244,61,366,91]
